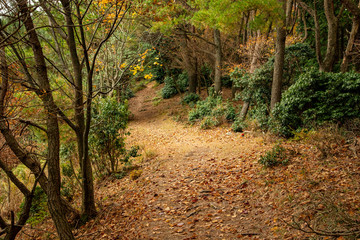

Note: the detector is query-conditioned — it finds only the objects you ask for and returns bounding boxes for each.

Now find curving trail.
[19,82,360,240]
[108,82,291,239]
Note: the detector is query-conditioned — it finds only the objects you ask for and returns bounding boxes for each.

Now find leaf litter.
[19,82,360,239]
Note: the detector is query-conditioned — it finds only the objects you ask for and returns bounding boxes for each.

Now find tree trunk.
[320,0,339,72]
[341,1,360,72]
[301,9,308,42]
[60,0,97,219]
[188,55,198,94]
[239,30,262,120]
[271,0,287,110]
[15,0,75,239]
[213,28,222,94]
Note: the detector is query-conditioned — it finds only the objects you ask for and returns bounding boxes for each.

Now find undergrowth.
[259,143,289,168]
[187,91,236,129]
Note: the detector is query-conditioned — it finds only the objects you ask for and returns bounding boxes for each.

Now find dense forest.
[0,0,360,239]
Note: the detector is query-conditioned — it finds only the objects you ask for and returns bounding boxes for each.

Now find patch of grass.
[259,144,289,168]
[152,96,162,106]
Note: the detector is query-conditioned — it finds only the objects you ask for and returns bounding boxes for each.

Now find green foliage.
[200,116,219,129]
[200,64,213,87]
[59,142,77,201]
[161,76,178,99]
[231,43,317,130]
[122,145,140,164]
[258,144,289,168]
[271,70,360,137]
[90,97,135,176]
[61,162,76,201]
[221,75,232,88]
[120,87,135,101]
[191,0,282,33]
[188,93,236,129]
[177,71,189,92]
[19,187,48,225]
[188,94,223,122]
[161,71,189,99]
[225,102,236,121]
[231,118,246,132]
[182,93,200,105]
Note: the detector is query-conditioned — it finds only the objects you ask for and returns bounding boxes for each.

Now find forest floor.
[21,82,360,239]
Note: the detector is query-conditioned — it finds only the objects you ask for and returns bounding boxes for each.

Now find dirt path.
[17,83,360,240]
[107,83,293,239]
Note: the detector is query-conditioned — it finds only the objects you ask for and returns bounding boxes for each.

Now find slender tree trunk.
[60,0,97,218]
[301,9,308,42]
[213,28,222,94]
[341,2,360,72]
[271,0,287,109]
[15,1,75,239]
[181,30,197,94]
[239,30,262,119]
[321,0,339,72]
[243,12,250,44]
[188,63,197,93]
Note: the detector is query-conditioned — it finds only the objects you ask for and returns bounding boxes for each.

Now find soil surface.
[19,82,360,239]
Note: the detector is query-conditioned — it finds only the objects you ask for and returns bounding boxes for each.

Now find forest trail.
[85,82,297,240]
[20,82,360,240]
[125,82,276,239]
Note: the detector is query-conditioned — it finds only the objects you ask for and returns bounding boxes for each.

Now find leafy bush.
[271,70,360,137]
[231,118,247,132]
[161,76,179,99]
[225,102,236,121]
[188,95,223,122]
[231,43,316,130]
[258,144,289,168]
[221,75,232,88]
[90,97,138,176]
[182,93,200,105]
[200,116,219,129]
[161,72,189,99]
[188,94,236,129]
[177,71,189,92]
[120,87,134,101]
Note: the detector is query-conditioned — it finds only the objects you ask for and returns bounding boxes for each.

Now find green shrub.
[221,75,232,88]
[188,95,223,122]
[60,143,77,201]
[182,93,200,105]
[225,102,236,121]
[271,70,360,137]
[161,72,189,99]
[231,43,316,130]
[188,94,238,128]
[177,71,189,92]
[120,87,134,100]
[161,76,178,99]
[258,144,289,168]
[231,118,246,132]
[90,97,138,176]
[200,116,219,129]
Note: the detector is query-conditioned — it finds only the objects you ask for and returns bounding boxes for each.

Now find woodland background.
[0,0,360,239]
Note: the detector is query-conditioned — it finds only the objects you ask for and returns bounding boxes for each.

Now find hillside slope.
[20,82,360,239]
